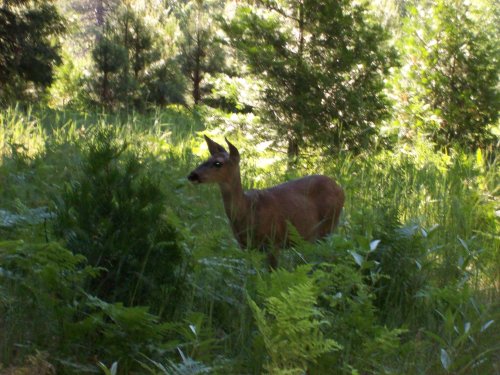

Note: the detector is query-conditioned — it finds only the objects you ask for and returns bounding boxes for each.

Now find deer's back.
[246,175,344,245]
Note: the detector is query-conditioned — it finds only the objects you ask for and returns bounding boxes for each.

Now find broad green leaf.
[440,348,451,370]
[369,239,381,252]
[481,320,494,332]
[349,250,364,267]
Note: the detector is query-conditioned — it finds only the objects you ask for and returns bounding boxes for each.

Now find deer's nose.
[187,172,200,183]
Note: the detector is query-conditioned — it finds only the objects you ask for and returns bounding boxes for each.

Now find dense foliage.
[223,0,397,157]
[53,129,188,312]
[0,0,65,102]
[402,0,499,149]
[3,0,497,152]
[89,5,186,109]
[0,0,499,374]
[177,0,226,105]
[1,107,498,374]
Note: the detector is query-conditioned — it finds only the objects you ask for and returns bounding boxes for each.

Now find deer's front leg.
[257,244,279,270]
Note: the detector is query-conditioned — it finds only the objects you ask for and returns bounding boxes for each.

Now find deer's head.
[187,135,240,185]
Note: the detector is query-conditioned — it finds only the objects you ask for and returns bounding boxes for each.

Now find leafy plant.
[54,128,188,315]
[139,351,212,375]
[396,0,499,150]
[370,215,436,328]
[0,240,96,367]
[248,266,341,374]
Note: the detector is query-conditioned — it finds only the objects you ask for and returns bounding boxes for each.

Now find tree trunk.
[102,70,109,106]
[192,29,203,104]
[193,69,201,104]
[287,0,304,169]
[287,137,299,168]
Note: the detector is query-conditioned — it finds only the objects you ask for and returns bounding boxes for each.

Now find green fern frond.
[248,269,341,374]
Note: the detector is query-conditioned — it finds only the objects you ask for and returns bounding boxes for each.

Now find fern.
[248,267,341,374]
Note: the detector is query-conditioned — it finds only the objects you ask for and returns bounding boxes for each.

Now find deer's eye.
[213,161,223,168]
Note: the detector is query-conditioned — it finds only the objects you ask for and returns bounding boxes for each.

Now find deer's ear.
[225,137,240,163]
[204,135,227,155]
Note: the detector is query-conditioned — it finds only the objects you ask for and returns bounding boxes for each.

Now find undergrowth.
[0,106,498,374]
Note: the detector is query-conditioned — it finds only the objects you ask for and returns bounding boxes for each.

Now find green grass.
[0,105,499,374]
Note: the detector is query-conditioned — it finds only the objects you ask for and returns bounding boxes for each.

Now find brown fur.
[188,136,345,268]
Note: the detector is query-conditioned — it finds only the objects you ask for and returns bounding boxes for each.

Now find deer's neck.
[219,170,248,224]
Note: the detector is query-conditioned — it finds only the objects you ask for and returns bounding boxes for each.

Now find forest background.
[0,0,499,374]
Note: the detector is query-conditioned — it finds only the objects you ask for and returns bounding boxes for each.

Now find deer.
[187,135,345,268]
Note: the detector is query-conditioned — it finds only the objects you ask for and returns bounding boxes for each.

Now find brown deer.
[187,136,345,268]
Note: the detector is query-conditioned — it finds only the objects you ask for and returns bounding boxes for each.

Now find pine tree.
[224,0,397,160]
[177,0,226,105]
[0,0,65,101]
[408,0,499,149]
[89,4,186,109]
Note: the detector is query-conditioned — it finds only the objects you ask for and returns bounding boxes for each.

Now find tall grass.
[0,106,498,374]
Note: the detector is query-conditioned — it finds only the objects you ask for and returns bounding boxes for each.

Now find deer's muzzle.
[187,171,201,183]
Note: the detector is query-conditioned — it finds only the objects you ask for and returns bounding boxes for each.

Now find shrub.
[0,240,95,368]
[54,128,187,315]
[0,240,174,373]
[248,266,341,374]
